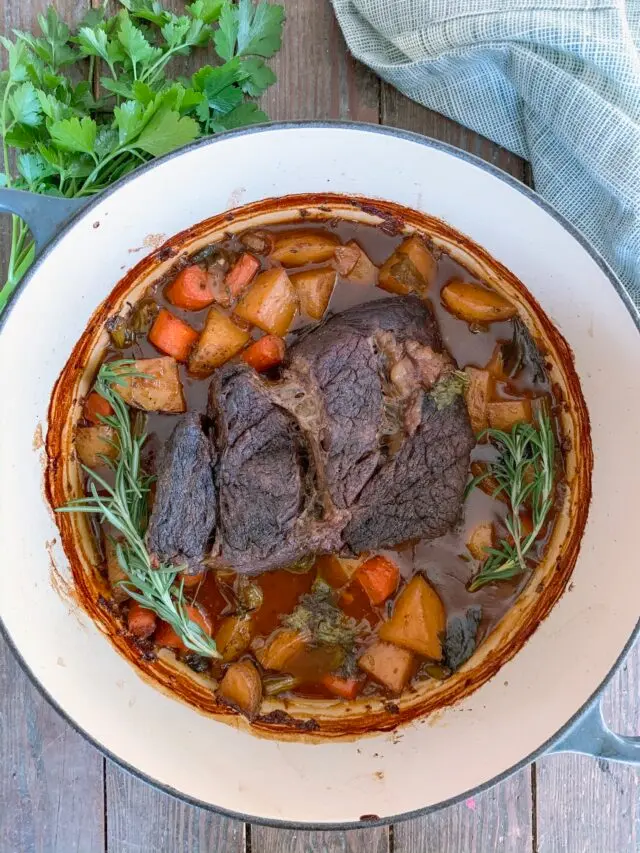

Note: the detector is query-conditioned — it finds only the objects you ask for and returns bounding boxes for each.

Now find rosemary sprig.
[58,360,220,658]
[466,412,555,592]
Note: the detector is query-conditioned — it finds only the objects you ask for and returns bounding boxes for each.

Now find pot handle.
[0,188,89,253]
[548,697,640,764]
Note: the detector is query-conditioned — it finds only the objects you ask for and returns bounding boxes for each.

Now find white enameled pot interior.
[0,126,638,825]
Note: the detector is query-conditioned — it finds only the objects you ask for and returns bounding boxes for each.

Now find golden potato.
[188,308,250,377]
[441,280,516,324]
[234,268,297,336]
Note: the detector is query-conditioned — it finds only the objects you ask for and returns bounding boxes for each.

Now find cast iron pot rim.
[0,120,638,831]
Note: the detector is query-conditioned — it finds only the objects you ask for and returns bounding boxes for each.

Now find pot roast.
[146,296,475,574]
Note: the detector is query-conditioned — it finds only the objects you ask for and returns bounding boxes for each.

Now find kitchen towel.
[331,0,640,304]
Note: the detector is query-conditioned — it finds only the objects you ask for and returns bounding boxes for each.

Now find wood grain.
[393,769,533,853]
[250,826,389,853]
[260,0,379,123]
[105,763,244,852]
[0,641,105,853]
[535,643,640,853]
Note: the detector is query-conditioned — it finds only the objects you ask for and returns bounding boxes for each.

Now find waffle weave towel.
[331,0,640,303]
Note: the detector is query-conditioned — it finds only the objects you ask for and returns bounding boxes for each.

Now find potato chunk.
[270,229,340,266]
[379,236,436,294]
[116,357,186,413]
[75,425,119,468]
[487,399,532,431]
[256,629,307,672]
[188,308,250,377]
[290,267,336,319]
[378,574,445,661]
[334,240,378,285]
[468,523,494,561]
[215,616,254,663]
[441,280,516,324]
[218,660,262,719]
[358,640,415,693]
[464,367,493,434]
[234,268,297,336]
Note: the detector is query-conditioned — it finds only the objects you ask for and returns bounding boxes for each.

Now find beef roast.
[146,413,216,566]
[287,296,442,510]
[148,296,474,574]
[207,363,342,574]
[343,392,474,553]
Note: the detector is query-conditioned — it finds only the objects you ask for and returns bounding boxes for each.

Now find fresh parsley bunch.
[0,0,284,312]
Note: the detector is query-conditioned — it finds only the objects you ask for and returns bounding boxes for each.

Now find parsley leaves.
[0,0,285,314]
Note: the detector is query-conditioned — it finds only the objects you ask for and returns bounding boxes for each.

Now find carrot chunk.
[84,392,114,424]
[225,253,261,298]
[321,673,363,700]
[127,603,157,639]
[241,335,286,372]
[155,603,212,652]
[355,556,400,605]
[148,309,199,363]
[165,265,216,311]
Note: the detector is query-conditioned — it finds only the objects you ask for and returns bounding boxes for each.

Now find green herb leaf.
[188,0,225,25]
[117,12,162,72]
[0,37,30,82]
[8,82,42,127]
[213,2,238,61]
[134,108,199,155]
[17,152,52,186]
[236,0,284,58]
[239,56,275,96]
[210,101,268,131]
[49,116,97,154]
[75,26,111,63]
[114,99,148,145]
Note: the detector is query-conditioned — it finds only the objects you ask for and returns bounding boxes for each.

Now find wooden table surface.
[1,1,638,851]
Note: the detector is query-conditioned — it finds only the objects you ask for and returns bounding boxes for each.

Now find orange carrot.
[165,265,216,311]
[321,673,363,700]
[127,603,157,639]
[355,556,400,605]
[225,253,260,298]
[84,392,114,425]
[148,308,199,363]
[178,569,206,590]
[155,603,212,652]
[241,335,286,372]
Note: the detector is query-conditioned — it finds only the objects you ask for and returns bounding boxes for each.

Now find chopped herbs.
[283,579,363,650]
[430,370,468,410]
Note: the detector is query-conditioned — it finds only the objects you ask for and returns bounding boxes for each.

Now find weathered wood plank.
[260,0,379,123]
[105,762,244,853]
[0,639,105,853]
[250,826,389,853]
[381,83,526,180]
[393,769,533,853]
[535,643,640,853]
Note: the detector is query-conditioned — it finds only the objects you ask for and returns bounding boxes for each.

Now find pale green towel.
[332,0,640,303]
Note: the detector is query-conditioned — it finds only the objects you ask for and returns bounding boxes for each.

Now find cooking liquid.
[101,220,558,699]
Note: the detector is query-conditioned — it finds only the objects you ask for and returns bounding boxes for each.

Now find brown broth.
[94,218,562,703]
